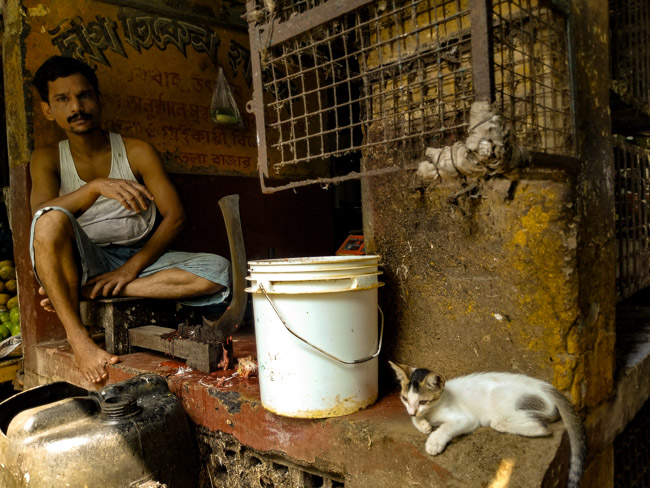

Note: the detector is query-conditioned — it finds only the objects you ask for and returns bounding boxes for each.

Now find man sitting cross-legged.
[29,55,231,384]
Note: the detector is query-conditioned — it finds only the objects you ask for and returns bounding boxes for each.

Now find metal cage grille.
[615,137,650,301]
[492,0,574,155]
[253,0,473,175]
[272,0,329,20]
[247,0,574,192]
[610,0,650,114]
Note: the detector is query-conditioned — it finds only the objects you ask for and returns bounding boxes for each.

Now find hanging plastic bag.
[210,67,243,127]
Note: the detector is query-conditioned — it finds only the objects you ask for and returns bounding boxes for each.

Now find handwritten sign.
[29,2,256,177]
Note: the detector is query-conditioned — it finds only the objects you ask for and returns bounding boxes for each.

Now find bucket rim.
[248,263,379,273]
[247,255,381,266]
[246,281,384,294]
[247,266,381,278]
[247,271,382,282]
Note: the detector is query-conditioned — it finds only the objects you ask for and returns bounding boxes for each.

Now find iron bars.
[245,0,574,193]
[614,136,650,301]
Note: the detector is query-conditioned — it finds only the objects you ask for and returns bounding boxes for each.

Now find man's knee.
[187,274,224,297]
[33,209,74,246]
[203,280,224,295]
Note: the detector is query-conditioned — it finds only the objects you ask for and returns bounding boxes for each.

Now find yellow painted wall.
[362,0,615,413]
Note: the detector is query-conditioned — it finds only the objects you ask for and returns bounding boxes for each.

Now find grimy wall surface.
[364,0,615,415]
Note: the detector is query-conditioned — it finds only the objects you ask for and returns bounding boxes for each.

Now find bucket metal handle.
[258,283,383,365]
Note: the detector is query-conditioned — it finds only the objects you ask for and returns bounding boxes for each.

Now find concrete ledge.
[21,301,650,488]
[24,332,571,488]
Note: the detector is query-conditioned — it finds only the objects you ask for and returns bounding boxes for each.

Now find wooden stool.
[79,194,248,373]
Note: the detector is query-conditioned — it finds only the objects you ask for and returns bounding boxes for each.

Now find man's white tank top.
[58,132,157,246]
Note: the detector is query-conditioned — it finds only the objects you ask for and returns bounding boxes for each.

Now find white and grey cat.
[389,361,586,488]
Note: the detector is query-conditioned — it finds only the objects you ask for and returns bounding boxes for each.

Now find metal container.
[0,374,196,487]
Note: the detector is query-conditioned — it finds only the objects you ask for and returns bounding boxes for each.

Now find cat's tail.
[546,386,586,488]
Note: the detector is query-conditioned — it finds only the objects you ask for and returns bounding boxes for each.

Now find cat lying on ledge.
[389,361,586,488]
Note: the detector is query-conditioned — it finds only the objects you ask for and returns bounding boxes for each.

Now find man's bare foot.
[38,287,55,312]
[39,286,96,312]
[70,333,119,384]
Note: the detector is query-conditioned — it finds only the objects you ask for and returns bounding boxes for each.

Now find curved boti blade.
[199,194,247,342]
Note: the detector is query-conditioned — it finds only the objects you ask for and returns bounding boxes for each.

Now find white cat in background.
[389,361,586,488]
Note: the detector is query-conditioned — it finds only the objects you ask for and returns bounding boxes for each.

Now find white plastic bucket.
[246,256,384,418]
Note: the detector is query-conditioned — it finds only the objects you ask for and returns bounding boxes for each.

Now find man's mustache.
[68,113,93,123]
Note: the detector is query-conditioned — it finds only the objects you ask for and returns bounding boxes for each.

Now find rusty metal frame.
[246,0,575,193]
[491,0,575,156]
[258,0,376,47]
[469,0,494,104]
[246,0,474,193]
[609,0,650,116]
[614,136,650,301]
[246,0,378,188]
[247,0,426,193]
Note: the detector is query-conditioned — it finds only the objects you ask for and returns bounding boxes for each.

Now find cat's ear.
[388,360,412,384]
[425,373,445,391]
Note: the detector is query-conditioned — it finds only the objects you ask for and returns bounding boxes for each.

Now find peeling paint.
[501,184,581,387]
[209,389,242,414]
[363,0,615,416]
[28,4,50,16]
[513,230,527,247]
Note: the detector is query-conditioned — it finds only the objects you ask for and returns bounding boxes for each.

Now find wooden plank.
[129,325,179,355]
[129,326,220,372]
[0,357,22,384]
